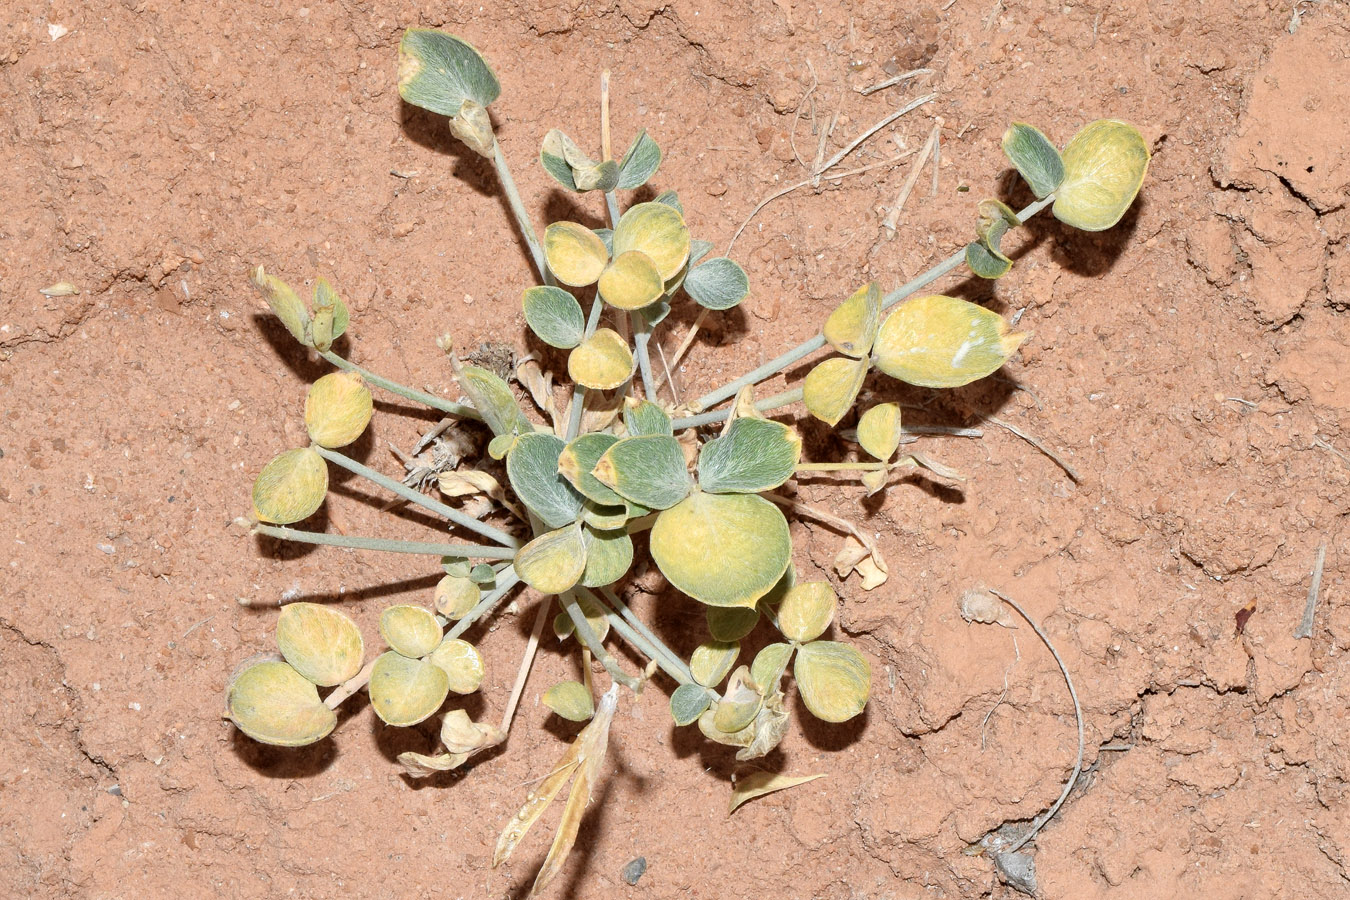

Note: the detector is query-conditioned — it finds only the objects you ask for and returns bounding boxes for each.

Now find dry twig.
[1294,540,1327,640]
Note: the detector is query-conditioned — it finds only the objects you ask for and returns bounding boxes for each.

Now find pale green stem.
[796,461,887,473]
[318,350,480,420]
[670,386,804,431]
[594,586,695,687]
[253,523,515,560]
[313,446,520,548]
[446,567,522,640]
[634,323,658,401]
[565,294,607,440]
[560,589,640,690]
[688,195,1057,413]
[491,139,546,281]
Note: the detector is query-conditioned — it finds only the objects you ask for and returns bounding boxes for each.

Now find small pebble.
[621,857,647,886]
[106,784,122,796]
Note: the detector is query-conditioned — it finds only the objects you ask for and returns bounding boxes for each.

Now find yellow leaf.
[567,328,635,391]
[822,282,881,358]
[544,221,608,286]
[597,250,665,310]
[252,447,328,525]
[275,603,364,687]
[872,294,1026,389]
[612,201,690,280]
[729,771,826,814]
[803,356,868,427]
[1054,119,1150,232]
[227,659,336,747]
[650,492,791,608]
[856,403,903,462]
[514,523,588,594]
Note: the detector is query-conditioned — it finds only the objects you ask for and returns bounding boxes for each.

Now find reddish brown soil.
[3,1,1349,897]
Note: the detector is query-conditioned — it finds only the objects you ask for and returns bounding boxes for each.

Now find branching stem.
[318,350,479,420]
[593,587,694,686]
[560,590,640,690]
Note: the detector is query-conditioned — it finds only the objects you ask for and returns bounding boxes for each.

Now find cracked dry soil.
[3,1,1349,898]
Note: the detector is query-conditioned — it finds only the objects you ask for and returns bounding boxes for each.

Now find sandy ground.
[2,0,1349,897]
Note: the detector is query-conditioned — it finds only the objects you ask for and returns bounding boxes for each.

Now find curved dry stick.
[987,588,1084,854]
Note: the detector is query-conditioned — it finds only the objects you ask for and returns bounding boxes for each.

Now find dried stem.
[501,596,553,732]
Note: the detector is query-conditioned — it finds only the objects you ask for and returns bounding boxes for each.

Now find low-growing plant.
[228,28,1147,895]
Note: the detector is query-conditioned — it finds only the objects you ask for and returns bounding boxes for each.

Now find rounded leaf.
[683,257,750,311]
[612,201,690,281]
[622,397,673,436]
[457,365,528,437]
[369,651,451,727]
[249,267,309,345]
[857,403,903,462]
[750,642,794,691]
[558,433,624,506]
[252,447,327,525]
[544,221,609,287]
[581,526,634,588]
[598,250,665,311]
[873,295,1026,389]
[617,130,662,190]
[803,356,868,427]
[966,240,1012,280]
[568,328,635,390]
[514,523,587,594]
[434,574,480,620]
[276,602,364,687]
[713,666,762,733]
[580,500,629,530]
[706,606,760,642]
[1002,122,1065,199]
[777,582,836,642]
[670,683,714,726]
[305,371,373,448]
[380,605,442,659]
[522,285,585,349]
[823,283,881,358]
[690,640,740,687]
[397,29,500,117]
[506,432,584,530]
[227,659,336,747]
[426,638,485,694]
[1054,119,1150,232]
[794,641,871,723]
[543,680,595,722]
[650,492,792,608]
[697,417,801,494]
[592,434,692,510]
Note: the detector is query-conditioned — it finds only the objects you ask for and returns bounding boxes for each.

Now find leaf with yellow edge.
[777,582,837,642]
[650,492,791,608]
[729,770,826,815]
[823,282,881,358]
[612,201,690,280]
[856,403,903,462]
[379,605,442,659]
[276,603,364,687]
[690,640,740,687]
[544,221,609,286]
[227,658,336,747]
[1054,119,1150,232]
[426,638,485,693]
[397,29,500,117]
[368,651,451,727]
[514,523,587,594]
[305,372,373,448]
[750,642,794,691]
[252,447,327,525]
[567,328,634,391]
[803,356,868,427]
[558,433,623,506]
[872,295,1026,389]
[543,680,595,721]
[697,417,801,494]
[597,250,665,310]
[592,434,691,510]
[794,640,871,723]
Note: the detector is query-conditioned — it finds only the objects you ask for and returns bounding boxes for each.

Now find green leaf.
[249,267,309,345]
[1001,122,1064,199]
[567,328,635,389]
[617,129,662,189]
[457,365,528,437]
[580,499,628,530]
[380,605,443,659]
[469,563,497,585]
[698,417,801,494]
[1054,119,1150,232]
[506,432,584,529]
[966,199,1021,280]
[776,582,836,642]
[514,523,588,594]
[623,397,673,437]
[690,640,741,687]
[794,641,870,723]
[683,257,750,311]
[580,526,634,588]
[312,277,349,341]
[965,240,1012,280]
[706,606,760,642]
[369,651,451,727]
[227,659,336,747]
[558,433,624,506]
[823,282,881,358]
[397,29,500,117]
[729,771,825,815]
[653,189,683,215]
[750,642,794,691]
[856,403,902,462]
[522,285,585,349]
[592,434,692,511]
[252,447,328,525]
[544,681,595,721]
[670,683,714,726]
[649,492,792,608]
[426,638,485,694]
[276,603,364,687]
[540,129,620,193]
[689,239,715,267]
[593,227,614,256]
[803,356,867,427]
[872,295,1027,389]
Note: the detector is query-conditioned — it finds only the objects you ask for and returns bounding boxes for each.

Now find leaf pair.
[1002,119,1150,231]
[369,604,485,727]
[398,709,506,777]
[544,202,690,310]
[249,268,351,352]
[541,128,661,193]
[514,521,635,594]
